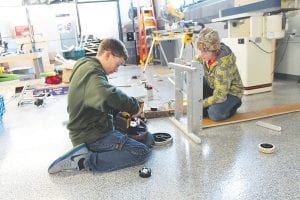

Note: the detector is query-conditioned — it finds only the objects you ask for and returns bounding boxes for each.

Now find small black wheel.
[34,99,44,106]
[152,133,173,146]
[139,167,151,178]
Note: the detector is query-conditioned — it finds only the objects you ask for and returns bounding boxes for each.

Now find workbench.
[0,52,44,79]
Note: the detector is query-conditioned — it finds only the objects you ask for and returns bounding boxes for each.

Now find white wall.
[0,4,69,53]
[0,0,22,7]
[0,1,130,54]
[0,6,27,39]
[77,2,119,39]
[275,11,300,76]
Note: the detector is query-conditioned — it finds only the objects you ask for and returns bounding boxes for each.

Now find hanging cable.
[249,37,289,54]
[271,36,291,75]
[249,35,292,75]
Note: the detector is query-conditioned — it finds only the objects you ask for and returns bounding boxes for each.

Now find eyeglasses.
[111,53,126,67]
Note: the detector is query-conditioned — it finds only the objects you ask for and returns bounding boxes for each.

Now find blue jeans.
[203,78,242,121]
[84,130,152,172]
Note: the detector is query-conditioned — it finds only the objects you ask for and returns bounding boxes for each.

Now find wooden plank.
[202,102,300,128]
[144,103,300,128]
[144,109,174,119]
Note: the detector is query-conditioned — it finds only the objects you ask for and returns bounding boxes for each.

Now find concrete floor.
[0,65,299,200]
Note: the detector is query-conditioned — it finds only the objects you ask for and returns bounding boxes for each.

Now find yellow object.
[139,100,144,111]
[121,112,131,118]
[183,29,194,44]
[0,66,4,74]
[167,2,184,19]
[120,112,131,129]
[116,100,144,131]
[120,100,144,119]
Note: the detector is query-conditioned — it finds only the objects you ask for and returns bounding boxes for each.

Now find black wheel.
[152,133,173,146]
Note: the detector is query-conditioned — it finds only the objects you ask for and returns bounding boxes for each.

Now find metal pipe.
[116,0,123,41]
[25,5,36,52]
[169,62,197,72]
[75,0,82,43]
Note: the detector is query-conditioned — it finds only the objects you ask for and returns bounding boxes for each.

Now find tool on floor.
[17,85,50,107]
[146,85,154,101]
[258,143,275,154]
[152,132,173,146]
[139,167,151,178]
[150,107,158,111]
[256,121,282,132]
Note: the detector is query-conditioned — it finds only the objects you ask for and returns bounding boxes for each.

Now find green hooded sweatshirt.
[196,43,244,108]
[67,57,139,146]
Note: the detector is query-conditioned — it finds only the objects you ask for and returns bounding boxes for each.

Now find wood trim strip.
[203,102,300,128]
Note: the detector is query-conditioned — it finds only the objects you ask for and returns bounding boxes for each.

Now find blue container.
[0,95,5,122]
[63,49,85,60]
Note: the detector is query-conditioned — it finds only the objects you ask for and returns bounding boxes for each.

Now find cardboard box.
[62,63,75,83]
[62,68,73,83]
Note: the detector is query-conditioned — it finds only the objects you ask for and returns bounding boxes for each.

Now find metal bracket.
[169,58,203,144]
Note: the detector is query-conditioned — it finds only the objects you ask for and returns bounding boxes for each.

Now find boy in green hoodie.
[196,27,244,121]
[48,39,153,174]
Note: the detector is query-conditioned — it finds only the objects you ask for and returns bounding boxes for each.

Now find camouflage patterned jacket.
[196,43,244,108]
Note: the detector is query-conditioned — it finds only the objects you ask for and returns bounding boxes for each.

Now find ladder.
[137,0,157,65]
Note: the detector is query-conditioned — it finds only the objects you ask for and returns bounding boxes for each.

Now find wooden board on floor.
[144,102,300,128]
[202,102,300,128]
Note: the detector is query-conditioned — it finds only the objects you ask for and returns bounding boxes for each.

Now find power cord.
[249,34,293,75]
[249,35,290,54]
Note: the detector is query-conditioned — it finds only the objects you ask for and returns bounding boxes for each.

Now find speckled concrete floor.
[0,65,299,200]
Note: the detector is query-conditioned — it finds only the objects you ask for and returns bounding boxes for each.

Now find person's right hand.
[132,108,143,119]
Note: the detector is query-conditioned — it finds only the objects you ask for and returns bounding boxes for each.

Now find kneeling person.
[196,27,244,121]
[48,39,153,174]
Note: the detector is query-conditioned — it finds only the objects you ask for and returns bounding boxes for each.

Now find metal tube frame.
[143,37,171,72]
[143,35,183,72]
[169,58,203,144]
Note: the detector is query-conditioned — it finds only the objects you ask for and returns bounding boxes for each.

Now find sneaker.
[48,143,88,174]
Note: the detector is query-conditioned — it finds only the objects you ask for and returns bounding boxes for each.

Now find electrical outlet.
[254,37,262,43]
[289,29,297,38]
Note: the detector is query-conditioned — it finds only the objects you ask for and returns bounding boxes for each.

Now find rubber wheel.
[152,132,173,146]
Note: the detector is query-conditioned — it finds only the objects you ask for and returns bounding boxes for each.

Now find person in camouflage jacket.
[196,27,244,121]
